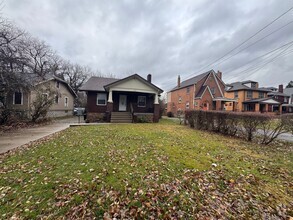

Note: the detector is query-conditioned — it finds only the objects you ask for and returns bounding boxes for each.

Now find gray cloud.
[3,0,293,91]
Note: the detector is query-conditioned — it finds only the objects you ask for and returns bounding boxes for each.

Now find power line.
[237,43,293,81]
[163,6,293,91]
[194,6,293,74]
[215,20,293,67]
[225,39,293,78]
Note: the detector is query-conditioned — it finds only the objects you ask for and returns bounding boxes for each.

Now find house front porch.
[242,98,281,113]
[106,90,160,123]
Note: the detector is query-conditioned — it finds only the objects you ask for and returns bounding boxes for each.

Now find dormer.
[242,80,258,89]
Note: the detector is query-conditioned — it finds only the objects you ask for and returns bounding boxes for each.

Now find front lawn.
[1,119,292,219]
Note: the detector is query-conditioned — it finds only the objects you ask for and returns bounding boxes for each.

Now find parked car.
[73,107,85,116]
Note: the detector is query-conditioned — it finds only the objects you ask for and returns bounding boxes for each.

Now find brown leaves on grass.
[49,169,292,219]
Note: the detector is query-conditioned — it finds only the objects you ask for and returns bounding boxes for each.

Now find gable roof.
[79,74,163,94]
[170,70,213,92]
[104,74,163,93]
[35,76,77,97]
[226,81,271,92]
[79,77,119,92]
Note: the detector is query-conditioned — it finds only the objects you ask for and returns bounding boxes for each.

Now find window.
[259,92,264,98]
[65,97,68,107]
[247,91,253,99]
[210,87,215,95]
[55,95,59,104]
[186,102,189,109]
[194,101,198,106]
[234,91,238,98]
[178,96,182,103]
[97,93,107,105]
[13,91,22,105]
[284,97,288,102]
[56,81,60,88]
[137,96,146,107]
[186,87,190,94]
[251,83,256,88]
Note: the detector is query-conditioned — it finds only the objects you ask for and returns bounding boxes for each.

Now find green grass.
[0,119,292,219]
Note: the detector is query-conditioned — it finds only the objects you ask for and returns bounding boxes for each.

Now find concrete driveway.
[0,117,81,154]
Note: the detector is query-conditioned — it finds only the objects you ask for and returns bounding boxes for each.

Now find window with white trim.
[194,101,198,106]
[234,91,238,98]
[96,93,107,105]
[186,102,190,109]
[137,96,146,107]
[13,91,23,105]
[178,96,182,103]
[65,97,68,107]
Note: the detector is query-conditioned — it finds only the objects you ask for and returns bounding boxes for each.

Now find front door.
[119,95,127,111]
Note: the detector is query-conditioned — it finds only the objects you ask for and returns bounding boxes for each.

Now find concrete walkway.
[0,117,80,154]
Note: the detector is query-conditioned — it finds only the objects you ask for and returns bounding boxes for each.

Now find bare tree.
[30,85,56,122]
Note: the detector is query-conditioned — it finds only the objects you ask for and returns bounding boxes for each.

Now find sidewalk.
[0,122,70,154]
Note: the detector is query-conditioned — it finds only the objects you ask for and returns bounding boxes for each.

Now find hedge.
[185,110,293,145]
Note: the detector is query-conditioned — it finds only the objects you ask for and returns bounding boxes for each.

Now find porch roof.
[213,97,237,102]
[243,98,280,105]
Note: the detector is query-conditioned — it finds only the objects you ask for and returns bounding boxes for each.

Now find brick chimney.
[177,75,181,88]
[147,74,152,83]
[217,70,222,79]
[279,84,283,93]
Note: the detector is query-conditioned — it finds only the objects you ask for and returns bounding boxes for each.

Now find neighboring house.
[167,70,236,114]
[7,76,77,118]
[266,85,290,112]
[79,74,163,123]
[225,81,283,113]
[283,87,293,113]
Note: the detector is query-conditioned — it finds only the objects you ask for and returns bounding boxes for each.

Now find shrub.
[184,110,292,145]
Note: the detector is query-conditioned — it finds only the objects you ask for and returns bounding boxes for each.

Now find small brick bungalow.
[79,74,163,123]
[167,70,236,114]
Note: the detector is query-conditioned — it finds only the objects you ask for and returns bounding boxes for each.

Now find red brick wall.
[167,72,226,113]
[167,85,195,114]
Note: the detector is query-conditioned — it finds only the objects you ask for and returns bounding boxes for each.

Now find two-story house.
[6,76,77,119]
[167,70,236,114]
[225,80,281,113]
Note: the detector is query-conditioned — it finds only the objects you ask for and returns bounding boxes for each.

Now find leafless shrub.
[185,110,292,145]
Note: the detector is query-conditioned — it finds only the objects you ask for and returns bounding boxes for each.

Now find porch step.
[111,112,132,123]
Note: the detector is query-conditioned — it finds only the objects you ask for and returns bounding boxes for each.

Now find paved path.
[0,117,80,154]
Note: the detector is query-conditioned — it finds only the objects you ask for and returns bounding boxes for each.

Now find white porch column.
[154,93,159,104]
[108,89,113,103]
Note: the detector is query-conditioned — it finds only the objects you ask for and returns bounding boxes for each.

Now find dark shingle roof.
[226,81,271,92]
[79,77,119,92]
[170,70,213,92]
[268,91,290,97]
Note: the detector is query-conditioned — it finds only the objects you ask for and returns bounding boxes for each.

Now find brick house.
[225,81,289,113]
[80,74,163,123]
[167,70,236,114]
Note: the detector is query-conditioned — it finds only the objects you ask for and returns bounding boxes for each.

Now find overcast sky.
[2,0,293,91]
